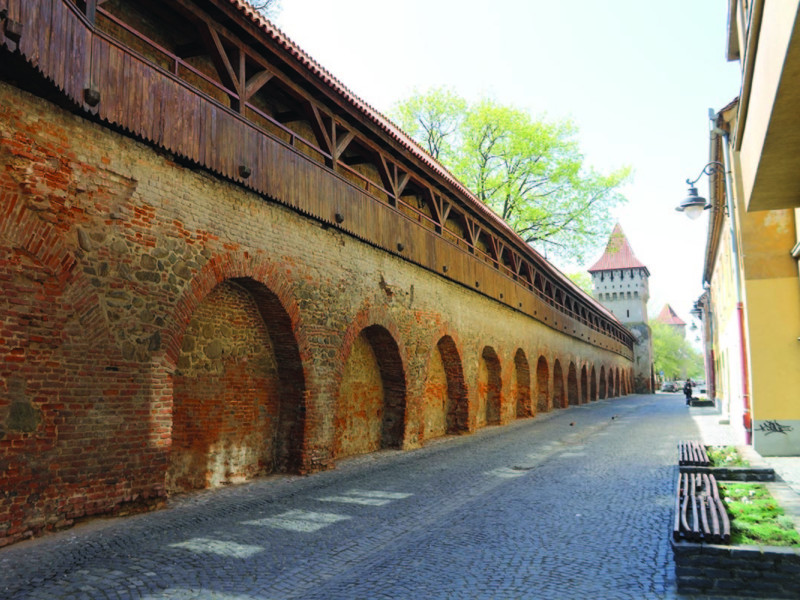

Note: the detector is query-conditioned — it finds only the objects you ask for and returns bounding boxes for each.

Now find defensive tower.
[588,224,654,393]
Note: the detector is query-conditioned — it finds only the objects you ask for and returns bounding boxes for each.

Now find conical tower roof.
[588,224,649,274]
[656,304,686,326]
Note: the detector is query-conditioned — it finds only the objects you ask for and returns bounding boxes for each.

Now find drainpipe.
[698,289,715,402]
[716,120,752,444]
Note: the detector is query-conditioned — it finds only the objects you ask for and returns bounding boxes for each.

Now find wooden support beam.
[308,103,334,166]
[207,27,239,100]
[244,69,274,102]
[396,169,410,198]
[238,46,246,102]
[464,216,481,249]
[512,251,523,275]
[423,187,441,225]
[492,238,504,263]
[86,0,98,24]
[333,126,356,161]
[437,195,452,226]
[377,155,410,205]
[486,236,501,267]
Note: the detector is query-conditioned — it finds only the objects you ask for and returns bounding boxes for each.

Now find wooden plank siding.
[0,0,634,359]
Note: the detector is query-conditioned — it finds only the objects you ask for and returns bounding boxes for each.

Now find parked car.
[660,381,678,392]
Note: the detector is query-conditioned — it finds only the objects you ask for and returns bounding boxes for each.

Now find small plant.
[720,483,800,547]
[707,445,749,468]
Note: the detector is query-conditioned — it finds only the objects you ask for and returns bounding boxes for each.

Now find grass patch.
[720,483,800,547]
[707,445,749,467]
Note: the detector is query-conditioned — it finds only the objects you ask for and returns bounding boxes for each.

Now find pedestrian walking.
[684,379,693,405]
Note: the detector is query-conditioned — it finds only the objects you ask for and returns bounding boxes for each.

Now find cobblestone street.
[1,394,716,599]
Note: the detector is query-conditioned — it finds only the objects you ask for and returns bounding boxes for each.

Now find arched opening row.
[168,277,632,495]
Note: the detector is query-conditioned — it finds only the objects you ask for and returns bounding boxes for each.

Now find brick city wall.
[0,82,633,546]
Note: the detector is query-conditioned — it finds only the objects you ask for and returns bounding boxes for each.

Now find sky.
[273,0,742,336]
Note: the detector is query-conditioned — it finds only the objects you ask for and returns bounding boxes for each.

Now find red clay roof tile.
[587,224,648,273]
[656,304,686,326]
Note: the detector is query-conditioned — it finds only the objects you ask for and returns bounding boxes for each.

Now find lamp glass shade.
[677,186,707,220]
[683,203,705,220]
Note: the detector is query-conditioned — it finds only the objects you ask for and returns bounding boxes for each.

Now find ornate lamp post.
[675,162,726,219]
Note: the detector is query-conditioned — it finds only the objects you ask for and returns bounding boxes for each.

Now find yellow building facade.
[698,1,800,456]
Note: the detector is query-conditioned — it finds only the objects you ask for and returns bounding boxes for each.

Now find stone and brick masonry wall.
[672,540,800,598]
[0,82,632,546]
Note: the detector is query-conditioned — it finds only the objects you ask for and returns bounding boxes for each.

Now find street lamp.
[690,304,703,321]
[675,162,726,220]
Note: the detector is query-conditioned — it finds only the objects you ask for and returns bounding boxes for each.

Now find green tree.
[391,88,631,262]
[392,88,466,161]
[566,271,593,295]
[651,321,704,381]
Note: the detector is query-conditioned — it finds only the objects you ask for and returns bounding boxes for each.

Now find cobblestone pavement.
[1,394,765,599]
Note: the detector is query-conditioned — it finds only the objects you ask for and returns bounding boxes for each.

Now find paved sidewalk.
[685,399,800,494]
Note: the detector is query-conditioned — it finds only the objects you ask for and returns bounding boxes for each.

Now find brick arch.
[567,362,579,406]
[580,364,588,404]
[168,278,306,492]
[536,355,550,413]
[608,368,616,398]
[333,305,408,459]
[513,348,532,418]
[599,365,607,399]
[553,359,565,409]
[438,335,469,435]
[478,346,502,426]
[160,252,307,370]
[421,333,469,441]
[590,365,597,401]
[161,253,311,473]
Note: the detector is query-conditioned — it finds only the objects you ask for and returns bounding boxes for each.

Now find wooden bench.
[678,440,710,467]
[673,472,730,544]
